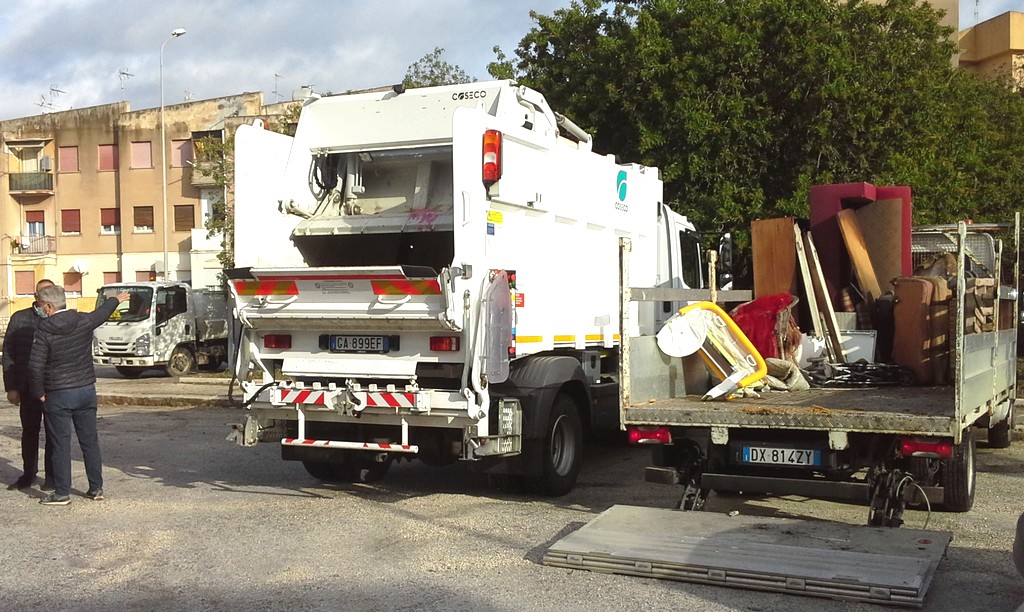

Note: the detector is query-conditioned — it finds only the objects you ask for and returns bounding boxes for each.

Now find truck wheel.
[942,431,976,512]
[165,346,195,377]
[988,402,1014,449]
[115,366,146,379]
[538,393,583,497]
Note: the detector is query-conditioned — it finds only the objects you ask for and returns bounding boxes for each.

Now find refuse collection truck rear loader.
[228,80,729,493]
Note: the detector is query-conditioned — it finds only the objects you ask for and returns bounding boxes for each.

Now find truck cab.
[93,282,229,377]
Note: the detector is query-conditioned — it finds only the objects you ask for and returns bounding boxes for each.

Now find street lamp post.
[160,27,187,281]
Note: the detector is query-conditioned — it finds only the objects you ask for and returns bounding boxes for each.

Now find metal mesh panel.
[911,231,996,278]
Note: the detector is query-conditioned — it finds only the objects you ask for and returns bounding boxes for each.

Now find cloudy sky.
[0,0,1017,121]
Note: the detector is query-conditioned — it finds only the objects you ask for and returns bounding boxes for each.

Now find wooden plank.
[836,209,883,303]
[804,231,846,363]
[752,217,798,298]
[544,505,952,607]
[793,222,834,361]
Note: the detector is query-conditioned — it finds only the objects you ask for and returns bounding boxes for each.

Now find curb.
[98,394,238,409]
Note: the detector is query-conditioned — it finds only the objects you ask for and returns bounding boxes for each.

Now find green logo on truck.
[615,170,628,211]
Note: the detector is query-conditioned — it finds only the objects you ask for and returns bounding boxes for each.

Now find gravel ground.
[0,402,1022,612]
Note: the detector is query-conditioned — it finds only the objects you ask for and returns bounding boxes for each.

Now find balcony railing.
[9,172,54,193]
[189,162,220,188]
[13,235,56,255]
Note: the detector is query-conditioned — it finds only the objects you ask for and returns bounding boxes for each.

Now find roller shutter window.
[174,204,194,231]
[62,209,81,234]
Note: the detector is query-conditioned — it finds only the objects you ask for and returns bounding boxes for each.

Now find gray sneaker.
[85,488,104,501]
[39,493,71,506]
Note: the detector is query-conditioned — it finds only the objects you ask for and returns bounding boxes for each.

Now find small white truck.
[227,80,737,493]
[93,282,230,377]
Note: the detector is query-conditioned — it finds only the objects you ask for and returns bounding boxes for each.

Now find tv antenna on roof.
[273,73,284,102]
[117,68,134,91]
[50,85,66,97]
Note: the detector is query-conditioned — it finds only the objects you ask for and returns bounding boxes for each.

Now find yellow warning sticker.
[487,210,504,224]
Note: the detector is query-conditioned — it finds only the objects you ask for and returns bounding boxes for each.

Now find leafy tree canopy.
[496,0,1024,236]
[404,47,475,88]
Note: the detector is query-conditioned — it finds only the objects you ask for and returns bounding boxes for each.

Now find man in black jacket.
[29,285,128,506]
[3,278,55,490]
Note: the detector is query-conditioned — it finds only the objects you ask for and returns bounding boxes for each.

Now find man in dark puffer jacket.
[28,285,128,506]
[3,279,56,490]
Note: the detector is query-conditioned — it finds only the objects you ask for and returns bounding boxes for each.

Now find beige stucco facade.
[959,11,1024,87]
[0,92,286,319]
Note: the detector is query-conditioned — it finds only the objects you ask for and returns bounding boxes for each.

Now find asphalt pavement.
[94,366,237,408]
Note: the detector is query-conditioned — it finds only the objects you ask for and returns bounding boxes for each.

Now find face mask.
[33,304,47,318]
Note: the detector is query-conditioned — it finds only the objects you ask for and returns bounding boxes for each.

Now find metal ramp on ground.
[542,505,951,608]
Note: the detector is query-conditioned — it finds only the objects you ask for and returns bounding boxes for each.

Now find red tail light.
[482,129,502,185]
[628,426,672,445]
[429,336,460,352]
[899,437,953,459]
[263,334,292,349]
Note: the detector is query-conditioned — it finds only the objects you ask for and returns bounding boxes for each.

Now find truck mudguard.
[494,355,591,440]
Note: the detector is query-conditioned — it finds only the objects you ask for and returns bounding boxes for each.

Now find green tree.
[503,0,1024,235]
[404,47,474,88]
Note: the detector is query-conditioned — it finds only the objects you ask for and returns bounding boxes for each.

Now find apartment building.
[0,92,277,318]
[959,11,1024,88]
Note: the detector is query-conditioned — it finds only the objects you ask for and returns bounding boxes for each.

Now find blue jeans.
[42,385,102,497]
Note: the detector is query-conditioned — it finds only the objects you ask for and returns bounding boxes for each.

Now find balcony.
[13,235,56,255]
[8,172,54,194]
[188,162,220,188]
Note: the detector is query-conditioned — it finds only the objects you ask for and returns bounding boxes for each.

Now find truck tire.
[115,366,146,379]
[165,346,195,377]
[537,393,583,497]
[988,402,1014,449]
[942,432,976,512]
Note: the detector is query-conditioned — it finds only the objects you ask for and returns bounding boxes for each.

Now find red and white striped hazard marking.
[281,439,419,453]
[363,392,417,408]
[275,389,328,405]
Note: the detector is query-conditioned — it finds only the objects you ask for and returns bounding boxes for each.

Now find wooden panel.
[856,198,905,290]
[751,217,797,298]
[836,209,883,302]
[545,505,952,607]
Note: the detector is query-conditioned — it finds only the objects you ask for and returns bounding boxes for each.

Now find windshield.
[97,286,153,323]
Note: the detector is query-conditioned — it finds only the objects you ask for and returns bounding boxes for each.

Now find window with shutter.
[103,272,122,285]
[98,144,118,171]
[15,271,35,296]
[174,204,194,231]
[61,209,81,234]
[130,141,152,169]
[25,211,44,237]
[58,146,79,173]
[63,272,83,296]
[100,208,121,235]
[172,140,194,167]
[134,206,154,232]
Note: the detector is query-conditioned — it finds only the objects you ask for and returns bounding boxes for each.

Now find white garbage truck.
[228,80,736,493]
[93,282,230,377]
